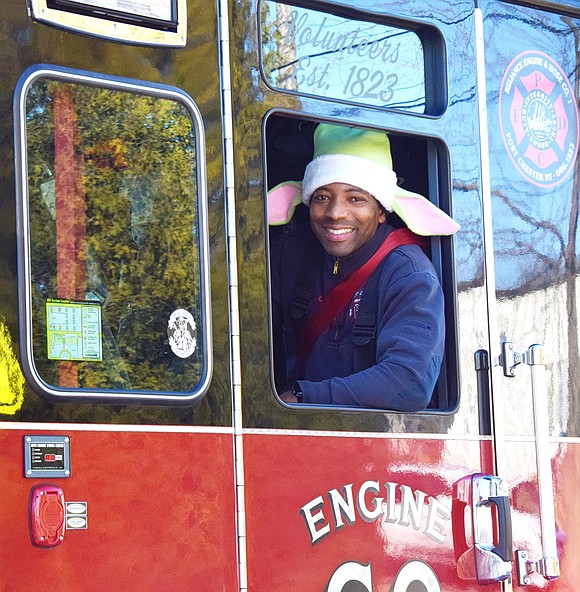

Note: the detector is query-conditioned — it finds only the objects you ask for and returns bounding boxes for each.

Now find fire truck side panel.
[0,428,238,591]
[0,0,231,427]
[232,0,580,589]
[0,0,579,589]
[244,433,495,591]
[482,1,580,588]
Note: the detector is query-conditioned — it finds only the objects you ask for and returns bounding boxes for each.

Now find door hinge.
[516,550,560,585]
[499,341,543,377]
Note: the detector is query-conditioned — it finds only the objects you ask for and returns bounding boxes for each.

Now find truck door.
[479,0,580,588]
[229,0,515,590]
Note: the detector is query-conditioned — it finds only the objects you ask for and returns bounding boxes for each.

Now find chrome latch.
[452,474,513,584]
[499,341,523,377]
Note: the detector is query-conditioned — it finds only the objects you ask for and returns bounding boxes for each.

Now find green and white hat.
[268,123,460,236]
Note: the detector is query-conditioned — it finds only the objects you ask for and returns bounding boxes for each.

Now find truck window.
[266,114,458,412]
[14,66,211,403]
[259,0,446,115]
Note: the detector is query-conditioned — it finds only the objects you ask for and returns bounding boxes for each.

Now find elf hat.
[268,124,460,236]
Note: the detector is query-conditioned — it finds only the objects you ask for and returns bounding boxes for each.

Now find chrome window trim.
[13,64,213,404]
[263,110,460,417]
[257,0,448,117]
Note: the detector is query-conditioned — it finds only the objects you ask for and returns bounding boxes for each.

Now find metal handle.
[529,346,558,564]
[452,473,512,584]
[500,342,560,584]
[517,345,560,584]
[488,495,512,562]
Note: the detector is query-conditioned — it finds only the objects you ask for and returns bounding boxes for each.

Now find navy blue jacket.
[271,220,445,410]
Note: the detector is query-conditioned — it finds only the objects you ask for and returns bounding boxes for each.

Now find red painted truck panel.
[0,429,238,592]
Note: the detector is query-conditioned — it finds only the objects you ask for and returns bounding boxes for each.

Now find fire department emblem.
[499,50,579,188]
[167,309,197,358]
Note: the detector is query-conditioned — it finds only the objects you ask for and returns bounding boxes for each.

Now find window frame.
[13,64,213,405]
[28,0,187,47]
[264,111,459,415]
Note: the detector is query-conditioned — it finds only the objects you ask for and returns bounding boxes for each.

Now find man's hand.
[280,389,299,403]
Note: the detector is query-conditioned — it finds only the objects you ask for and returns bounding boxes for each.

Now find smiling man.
[270,123,460,410]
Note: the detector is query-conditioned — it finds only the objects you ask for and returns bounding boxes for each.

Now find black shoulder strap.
[275,228,322,387]
[287,232,323,323]
[352,264,381,371]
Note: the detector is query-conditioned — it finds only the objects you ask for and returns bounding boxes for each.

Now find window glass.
[17,70,210,401]
[260,1,426,113]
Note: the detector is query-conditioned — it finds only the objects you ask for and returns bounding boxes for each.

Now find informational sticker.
[30,442,65,470]
[66,502,88,530]
[167,309,197,358]
[499,51,579,188]
[46,299,103,362]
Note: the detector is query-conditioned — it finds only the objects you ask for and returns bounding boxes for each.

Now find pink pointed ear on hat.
[267,181,303,225]
[391,189,461,236]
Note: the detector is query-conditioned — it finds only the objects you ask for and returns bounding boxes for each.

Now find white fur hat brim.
[302,154,398,211]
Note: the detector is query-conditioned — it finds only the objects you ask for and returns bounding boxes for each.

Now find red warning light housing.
[29,484,66,547]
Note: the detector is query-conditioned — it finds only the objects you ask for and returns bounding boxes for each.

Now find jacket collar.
[323,222,394,277]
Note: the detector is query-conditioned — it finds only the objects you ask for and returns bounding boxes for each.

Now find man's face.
[309,183,386,258]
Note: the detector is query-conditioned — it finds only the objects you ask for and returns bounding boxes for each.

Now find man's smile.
[325,227,355,237]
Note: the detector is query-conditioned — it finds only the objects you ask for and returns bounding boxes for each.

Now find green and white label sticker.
[46,299,103,362]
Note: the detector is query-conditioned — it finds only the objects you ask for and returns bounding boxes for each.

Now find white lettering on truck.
[300,480,451,546]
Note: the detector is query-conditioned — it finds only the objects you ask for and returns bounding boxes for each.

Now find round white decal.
[167,309,197,358]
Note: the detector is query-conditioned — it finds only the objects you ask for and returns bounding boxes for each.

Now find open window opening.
[266,113,458,412]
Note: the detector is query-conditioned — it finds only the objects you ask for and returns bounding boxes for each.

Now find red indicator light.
[45,454,56,462]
